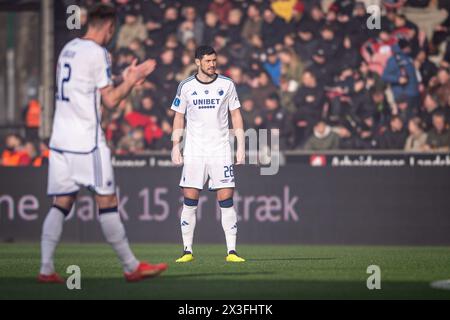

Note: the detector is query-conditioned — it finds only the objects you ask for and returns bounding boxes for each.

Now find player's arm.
[230,108,245,165]
[171,111,185,165]
[100,59,156,109]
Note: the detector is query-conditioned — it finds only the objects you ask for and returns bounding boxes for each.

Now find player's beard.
[201,66,216,78]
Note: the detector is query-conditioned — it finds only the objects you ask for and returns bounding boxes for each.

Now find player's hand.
[235,147,245,165]
[171,145,183,166]
[123,59,156,85]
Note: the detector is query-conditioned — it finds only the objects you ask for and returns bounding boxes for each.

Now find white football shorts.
[47,141,115,196]
[179,155,236,191]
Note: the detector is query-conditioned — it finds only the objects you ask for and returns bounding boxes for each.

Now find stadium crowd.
[2,0,450,166]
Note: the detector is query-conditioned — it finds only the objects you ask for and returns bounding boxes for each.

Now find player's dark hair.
[88,3,116,28]
[195,46,216,60]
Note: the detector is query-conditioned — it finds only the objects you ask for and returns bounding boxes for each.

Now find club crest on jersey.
[218,88,224,96]
[204,90,209,95]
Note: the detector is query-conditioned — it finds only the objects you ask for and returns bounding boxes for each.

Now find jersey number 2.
[57,63,71,102]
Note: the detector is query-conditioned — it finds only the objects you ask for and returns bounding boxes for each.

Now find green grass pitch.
[0,243,450,299]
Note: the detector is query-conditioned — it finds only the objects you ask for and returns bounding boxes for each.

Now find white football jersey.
[171,74,241,157]
[50,38,112,153]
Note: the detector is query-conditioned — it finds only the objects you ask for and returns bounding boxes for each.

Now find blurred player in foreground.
[38,4,167,283]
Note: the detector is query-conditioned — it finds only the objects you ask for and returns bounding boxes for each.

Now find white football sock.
[180,204,197,253]
[221,206,238,254]
[40,206,66,275]
[99,212,139,273]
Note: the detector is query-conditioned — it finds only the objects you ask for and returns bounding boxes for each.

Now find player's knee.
[53,196,75,212]
[218,198,234,209]
[183,197,198,208]
[96,194,118,209]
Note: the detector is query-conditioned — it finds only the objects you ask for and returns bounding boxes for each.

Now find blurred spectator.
[424,111,450,151]
[209,0,234,26]
[178,6,204,45]
[260,93,293,149]
[250,70,278,109]
[420,92,448,131]
[382,40,420,110]
[32,140,50,167]
[303,121,340,150]
[279,48,304,88]
[378,116,408,149]
[415,50,438,87]
[22,99,41,142]
[175,50,197,82]
[117,128,146,155]
[404,117,428,151]
[261,8,288,48]
[241,3,262,44]
[263,48,282,87]
[1,134,31,166]
[361,31,396,76]
[428,67,450,108]
[116,9,147,49]
[203,11,220,46]
[241,97,260,129]
[227,8,244,44]
[293,71,325,147]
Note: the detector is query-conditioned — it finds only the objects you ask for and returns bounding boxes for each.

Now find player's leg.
[39,150,79,283]
[39,195,76,282]
[209,159,245,262]
[176,187,200,262]
[216,188,244,262]
[91,144,167,281]
[176,157,206,262]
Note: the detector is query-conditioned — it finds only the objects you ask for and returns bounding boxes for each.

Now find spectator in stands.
[1,134,31,166]
[424,111,450,151]
[241,96,260,130]
[178,6,204,45]
[261,8,288,48]
[203,11,220,46]
[117,128,146,155]
[260,93,293,149]
[175,50,197,82]
[227,8,244,44]
[22,99,41,142]
[250,70,278,109]
[209,0,234,26]
[116,8,147,49]
[241,3,262,44]
[404,117,428,151]
[32,140,50,167]
[378,115,409,149]
[361,31,396,76]
[293,71,326,147]
[263,47,282,87]
[428,67,450,108]
[382,40,420,111]
[415,50,438,88]
[303,120,340,150]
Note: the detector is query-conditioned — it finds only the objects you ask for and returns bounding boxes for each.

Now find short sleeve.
[227,82,241,111]
[171,81,188,114]
[94,48,113,89]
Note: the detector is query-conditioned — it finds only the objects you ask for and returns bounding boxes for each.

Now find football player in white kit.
[171,46,246,263]
[38,4,167,283]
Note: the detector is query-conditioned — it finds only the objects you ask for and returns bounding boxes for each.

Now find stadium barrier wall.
[1,156,450,245]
